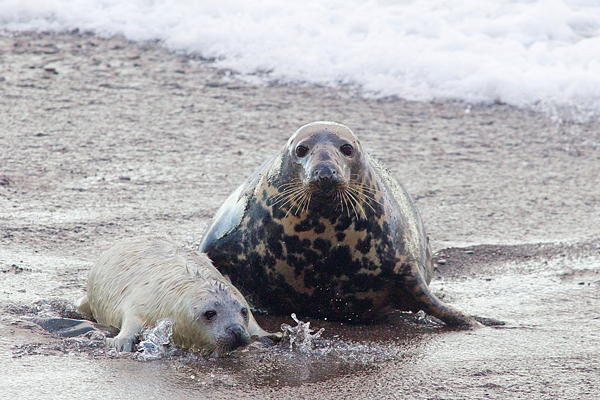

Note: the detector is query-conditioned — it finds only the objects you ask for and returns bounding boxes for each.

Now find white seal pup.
[77,235,280,353]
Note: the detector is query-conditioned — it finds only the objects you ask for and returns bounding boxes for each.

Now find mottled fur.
[200,122,480,327]
[78,235,279,353]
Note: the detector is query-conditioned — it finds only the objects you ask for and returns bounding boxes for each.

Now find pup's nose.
[226,324,250,348]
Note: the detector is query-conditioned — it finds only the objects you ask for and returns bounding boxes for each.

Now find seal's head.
[274,122,373,217]
[176,280,252,354]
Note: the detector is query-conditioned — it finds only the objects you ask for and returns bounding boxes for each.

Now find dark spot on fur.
[303,247,320,266]
[354,218,369,232]
[266,223,284,259]
[356,236,372,254]
[284,235,310,254]
[294,219,312,232]
[334,216,352,232]
[312,238,331,253]
[369,220,383,240]
[314,222,326,234]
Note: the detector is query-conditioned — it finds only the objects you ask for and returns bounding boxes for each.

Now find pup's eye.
[241,308,248,318]
[340,144,353,156]
[203,310,217,321]
[296,145,308,157]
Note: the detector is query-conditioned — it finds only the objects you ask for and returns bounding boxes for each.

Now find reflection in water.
[170,313,433,388]
[8,298,436,387]
[113,311,433,387]
[3,255,600,397]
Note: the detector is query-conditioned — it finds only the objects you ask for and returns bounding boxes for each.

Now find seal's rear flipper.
[33,317,96,337]
[32,317,118,338]
[75,295,92,318]
[473,316,505,326]
[398,262,483,329]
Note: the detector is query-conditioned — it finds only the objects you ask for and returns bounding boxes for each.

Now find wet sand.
[1,32,599,399]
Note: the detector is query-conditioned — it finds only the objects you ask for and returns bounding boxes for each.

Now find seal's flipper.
[32,317,119,338]
[33,317,97,337]
[473,315,505,326]
[107,317,143,352]
[76,294,92,318]
[248,314,282,343]
[398,262,483,329]
[199,153,277,251]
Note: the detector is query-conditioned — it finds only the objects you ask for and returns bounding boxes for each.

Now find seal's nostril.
[227,324,245,339]
[226,324,250,348]
[312,165,336,181]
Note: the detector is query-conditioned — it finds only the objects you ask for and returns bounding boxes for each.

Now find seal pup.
[78,235,280,353]
[200,121,483,327]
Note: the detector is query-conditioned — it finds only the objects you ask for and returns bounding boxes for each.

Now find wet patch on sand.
[4,246,598,394]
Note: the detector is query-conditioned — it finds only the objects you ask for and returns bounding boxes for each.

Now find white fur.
[78,235,278,352]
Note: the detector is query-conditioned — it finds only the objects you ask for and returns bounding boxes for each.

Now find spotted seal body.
[200,122,480,327]
[77,235,280,353]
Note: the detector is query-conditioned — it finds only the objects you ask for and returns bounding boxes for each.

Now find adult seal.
[77,235,280,353]
[200,121,481,327]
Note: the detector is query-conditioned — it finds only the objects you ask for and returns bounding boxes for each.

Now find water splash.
[277,314,404,363]
[280,313,324,353]
[134,318,174,361]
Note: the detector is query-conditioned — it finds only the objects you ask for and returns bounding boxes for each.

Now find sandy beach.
[1,32,599,399]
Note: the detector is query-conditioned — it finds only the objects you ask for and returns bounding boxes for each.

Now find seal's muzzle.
[225,323,250,349]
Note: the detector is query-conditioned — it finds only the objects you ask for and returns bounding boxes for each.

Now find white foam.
[2,0,600,117]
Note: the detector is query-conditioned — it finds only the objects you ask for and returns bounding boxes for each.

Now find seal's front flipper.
[107,317,143,352]
[253,331,283,346]
[248,314,283,344]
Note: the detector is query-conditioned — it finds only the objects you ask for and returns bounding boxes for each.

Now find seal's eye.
[203,310,217,321]
[241,308,248,318]
[296,145,309,158]
[340,144,354,156]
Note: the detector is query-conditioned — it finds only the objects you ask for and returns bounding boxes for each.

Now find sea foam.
[1,0,599,118]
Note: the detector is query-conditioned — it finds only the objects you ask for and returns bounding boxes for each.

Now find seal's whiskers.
[271,187,306,208]
[280,187,311,217]
[300,192,312,215]
[201,343,217,355]
[270,186,305,205]
[272,180,315,217]
[337,189,350,215]
[346,185,380,214]
[344,188,368,219]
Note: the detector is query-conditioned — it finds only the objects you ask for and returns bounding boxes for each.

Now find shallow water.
[2,255,599,399]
